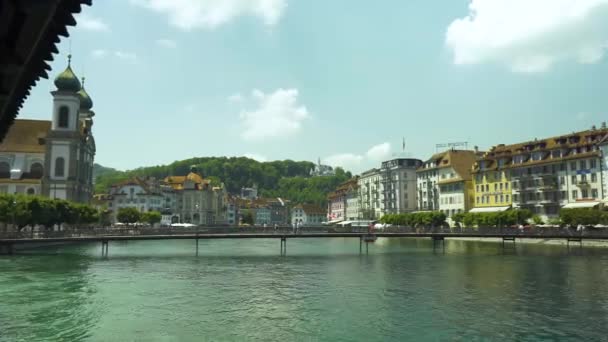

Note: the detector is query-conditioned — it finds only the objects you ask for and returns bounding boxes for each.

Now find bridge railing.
[1,225,607,239]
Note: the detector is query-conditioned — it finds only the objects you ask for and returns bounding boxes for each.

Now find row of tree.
[0,194,100,230]
[94,157,353,207]
[116,207,162,225]
[452,210,534,228]
[380,212,447,227]
[559,209,608,226]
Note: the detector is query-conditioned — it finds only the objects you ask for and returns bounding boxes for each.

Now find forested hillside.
[94,157,352,206]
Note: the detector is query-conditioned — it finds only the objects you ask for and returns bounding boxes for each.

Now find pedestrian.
[292,222,296,234]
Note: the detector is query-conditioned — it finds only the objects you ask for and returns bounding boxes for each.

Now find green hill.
[94,157,352,207]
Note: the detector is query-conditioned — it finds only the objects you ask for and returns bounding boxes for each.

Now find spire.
[77,75,93,111]
[54,54,81,92]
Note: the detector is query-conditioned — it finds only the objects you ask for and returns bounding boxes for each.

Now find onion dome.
[54,54,81,92]
[77,77,93,110]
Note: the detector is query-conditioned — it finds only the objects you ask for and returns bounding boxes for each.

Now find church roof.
[0,119,50,153]
[164,172,210,191]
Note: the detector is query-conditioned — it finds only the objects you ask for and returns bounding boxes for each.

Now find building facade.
[417,150,478,218]
[0,56,96,203]
[107,178,164,222]
[358,169,383,219]
[473,126,608,220]
[291,204,326,226]
[380,158,422,215]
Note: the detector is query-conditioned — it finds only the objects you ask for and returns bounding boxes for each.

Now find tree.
[141,211,162,226]
[241,211,254,225]
[117,207,140,225]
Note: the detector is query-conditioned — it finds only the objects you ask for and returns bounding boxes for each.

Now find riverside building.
[0,56,96,203]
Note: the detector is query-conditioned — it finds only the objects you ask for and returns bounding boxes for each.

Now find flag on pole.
[402,137,405,152]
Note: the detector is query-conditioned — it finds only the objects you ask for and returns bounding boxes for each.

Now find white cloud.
[365,142,392,161]
[445,0,608,72]
[323,154,364,170]
[131,0,287,30]
[243,153,268,162]
[228,93,244,103]
[156,39,177,48]
[91,49,108,58]
[114,51,138,62]
[239,88,309,141]
[323,142,393,173]
[76,13,110,32]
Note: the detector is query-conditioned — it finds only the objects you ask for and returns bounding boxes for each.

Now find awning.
[327,219,343,224]
[469,206,511,213]
[562,201,601,209]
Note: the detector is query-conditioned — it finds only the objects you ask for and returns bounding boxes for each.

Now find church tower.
[42,55,96,203]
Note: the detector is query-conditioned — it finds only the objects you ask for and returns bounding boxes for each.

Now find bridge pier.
[502,237,516,249]
[567,238,583,250]
[432,236,445,253]
[101,240,109,257]
[0,242,14,255]
[280,237,287,256]
[196,238,199,256]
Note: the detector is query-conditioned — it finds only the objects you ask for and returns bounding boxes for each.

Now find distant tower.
[42,55,96,203]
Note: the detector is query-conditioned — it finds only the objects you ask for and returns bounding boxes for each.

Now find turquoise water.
[1,238,608,341]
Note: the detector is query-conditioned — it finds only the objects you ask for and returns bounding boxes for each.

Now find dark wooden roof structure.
[0,0,92,141]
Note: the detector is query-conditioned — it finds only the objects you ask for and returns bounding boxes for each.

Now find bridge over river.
[1,226,605,256]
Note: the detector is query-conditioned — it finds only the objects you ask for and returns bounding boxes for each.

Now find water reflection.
[2,239,608,341]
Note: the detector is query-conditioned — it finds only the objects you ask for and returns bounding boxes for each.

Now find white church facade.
[0,55,96,203]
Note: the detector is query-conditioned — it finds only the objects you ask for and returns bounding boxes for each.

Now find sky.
[19,0,608,173]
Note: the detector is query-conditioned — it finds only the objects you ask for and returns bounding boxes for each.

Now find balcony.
[577,181,591,188]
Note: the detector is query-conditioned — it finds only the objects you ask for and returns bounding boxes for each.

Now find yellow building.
[471,152,513,212]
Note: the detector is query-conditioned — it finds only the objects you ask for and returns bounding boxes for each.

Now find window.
[54,157,65,177]
[29,163,43,179]
[592,189,599,199]
[559,176,565,185]
[580,160,587,170]
[591,159,597,169]
[559,163,566,171]
[476,197,480,204]
[572,190,578,199]
[506,195,510,202]
[513,194,519,202]
[485,184,489,192]
[582,189,589,198]
[494,184,498,191]
[571,175,577,184]
[591,173,597,182]
[500,195,504,203]
[494,195,498,203]
[581,174,587,182]
[570,162,577,171]
[499,183,503,190]
[58,106,69,128]
[0,162,9,178]
[476,185,479,192]
[27,188,35,195]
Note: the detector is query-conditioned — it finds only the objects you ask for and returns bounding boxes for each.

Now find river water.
[1,238,608,341]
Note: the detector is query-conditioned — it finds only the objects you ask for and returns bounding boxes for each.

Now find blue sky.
[19,0,608,173]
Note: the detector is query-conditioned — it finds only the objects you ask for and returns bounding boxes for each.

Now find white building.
[416,159,439,211]
[380,158,422,215]
[358,169,383,219]
[108,177,164,222]
[310,157,335,177]
[0,56,96,203]
[292,204,326,226]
